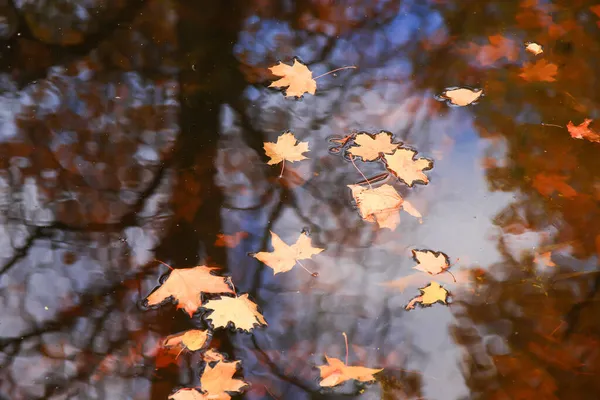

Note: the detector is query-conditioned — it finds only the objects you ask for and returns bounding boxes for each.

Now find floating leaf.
[203,294,267,332]
[264,131,310,165]
[269,59,316,98]
[412,249,451,275]
[347,131,399,161]
[163,329,210,352]
[567,119,600,143]
[384,148,433,186]
[253,231,323,275]
[317,355,383,387]
[200,357,247,399]
[348,184,402,230]
[437,87,483,106]
[405,281,448,310]
[146,265,234,317]
[525,41,543,55]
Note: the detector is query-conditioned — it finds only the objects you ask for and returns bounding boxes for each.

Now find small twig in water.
[313,66,357,80]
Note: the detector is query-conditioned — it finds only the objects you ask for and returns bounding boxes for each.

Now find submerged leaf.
[253,231,323,274]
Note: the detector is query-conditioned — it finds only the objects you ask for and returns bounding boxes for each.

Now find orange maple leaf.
[405,281,449,310]
[412,249,451,275]
[203,294,267,332]
[347,131,399,161]
[253,231,323,275]
[264,131,310,165]
[519,60,557,82]
[566,119,600,143]
[464,35,518,66]
[383,148,433,186]
[163,329,210,352]
[532,173,577,199]
[317,355,383,387]
[146,265,234,317]
[348,184,421,230]
[269,59,316,98]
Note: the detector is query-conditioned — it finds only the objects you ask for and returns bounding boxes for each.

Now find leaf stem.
[313,66,357,80]
[154,259,174,270]
[342,332,349,365]
[279,159,285,178]
[541,123,563,128]
[349,155,372,189]
[296,259,317,277]
[446,270,457,282]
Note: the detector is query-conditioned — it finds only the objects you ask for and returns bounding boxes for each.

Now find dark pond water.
[1,0,600,399]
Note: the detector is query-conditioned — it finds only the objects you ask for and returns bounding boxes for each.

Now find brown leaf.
[567,119,600,143]
[532,173,577,199]
[264,131,310,165]
[438,87,483,106]
[253,231,323,274]
[519,60,557,82]
[405,281,448,310]
[203,294,267,332]
[384,148,433,186]
[146,266,234,317]
[269,59,316,98]
[347,132,399,161]
[317,355,383,387]
[163,329,210,352]
[412,249,450,275]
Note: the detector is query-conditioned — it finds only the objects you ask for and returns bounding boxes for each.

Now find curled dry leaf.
[253,231,323,274]
[264,131,310,165]
[437,87,483,106]
[567,119,600,143]
[317,355,383,387]
[348,184,422,230]
[384,148,433,186]
[412,249,450,275]
[163,329,210,352]
[347,131,399,161]
[405,281,448,310]
[525,41,543,55]
[146,265,234,317]
[203,294,267,332]
[269,59,316,98]
[519,60,557,82]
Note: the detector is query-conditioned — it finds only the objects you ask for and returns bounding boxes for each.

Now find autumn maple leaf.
[383,148,433,186]
[146,265,234,317]
[269,59,316,98]
[412,249,451,275]
[348,184,421,230]
[437,87,483,106]
[519,60,557,82]
[163,329,210,352]
[253,231,323,274]
[264,131,309,166]
[405,281,448,310]
[317,355,383,387]
[203,294,267,332]
[532,173,577,199]
[347,131,399,161]
[567,119,600,143]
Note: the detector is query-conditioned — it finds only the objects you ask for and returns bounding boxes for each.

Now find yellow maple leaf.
[253,231,323,274]
[163,329,210,352]
[520,60,557,82]
[405,281,448,310]
[412,249,450,275]
[203,294,267,332]
[348,184,421,230]
[269,59,316,98]
[383,148,433,186]
[347,131,399,161]
[264,131,309,165]
[146,265,234,317]
[437,87,483,106]
[317,355,383,387]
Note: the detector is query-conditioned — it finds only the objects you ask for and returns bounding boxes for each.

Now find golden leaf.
[383,148,433,186]
[203,294,267,332]
[412,249,450,275]
[347,132,399,161]
[405,281,448,310]
[253,231,323,274]
[263,131,310,165]
[438,87,483,106]
[146,266,234,317]
[163,329,210,352]
[269,59,316,98]
[525,41,543,55]
[317,355,383,387]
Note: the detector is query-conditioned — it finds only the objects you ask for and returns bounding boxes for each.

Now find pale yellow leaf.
[439,87,483,106]
[253,231,323,274]
[204,294,267,332]
[383,148,432,186]
[263,131,309,165]
[347,132,399,161]
[412,249,450,275]
[163,329,210,351]
[318,355,383,387]
[269,59,316,98]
